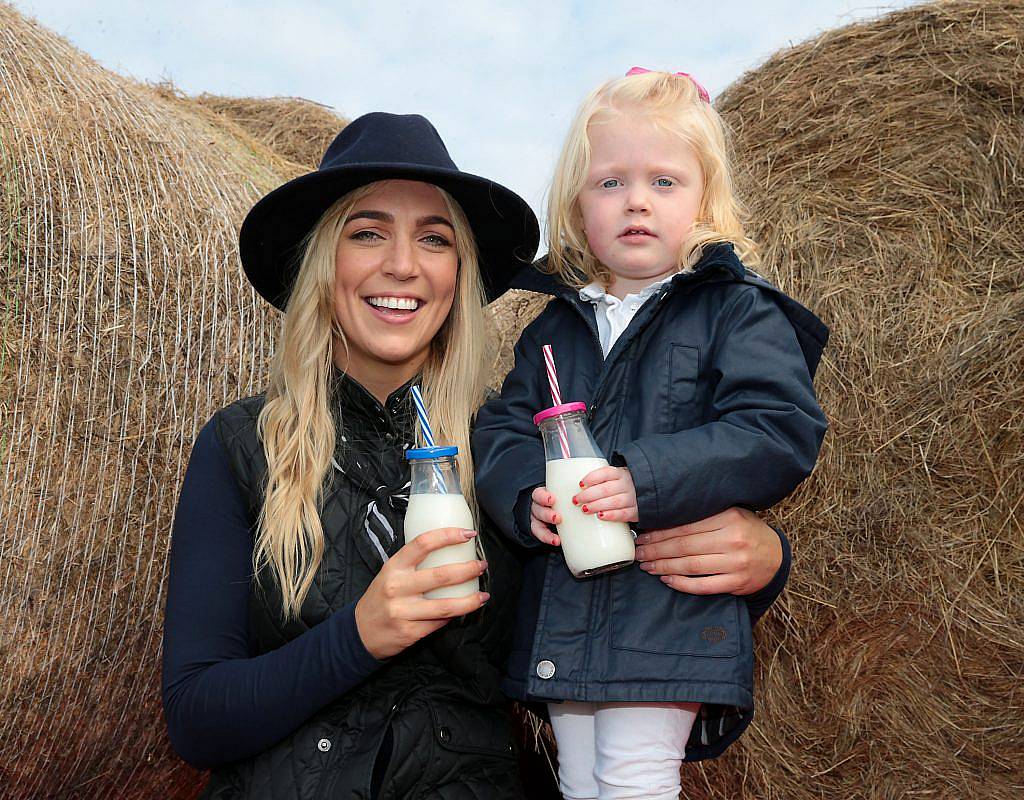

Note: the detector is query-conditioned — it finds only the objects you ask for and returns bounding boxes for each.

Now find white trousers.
[547,701,699,800]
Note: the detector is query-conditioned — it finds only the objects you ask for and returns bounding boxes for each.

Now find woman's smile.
[363,293,425,322]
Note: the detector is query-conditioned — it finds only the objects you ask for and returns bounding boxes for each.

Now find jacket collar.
[506,242,829,380]
[329,367,418,437]
[326,368,417,575]
[508,241,746,299]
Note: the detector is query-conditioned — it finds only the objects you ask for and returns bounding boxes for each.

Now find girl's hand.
[530,486,562,546]
[574,466,639,523]
[634,507,782,595]
[354,527,490,660]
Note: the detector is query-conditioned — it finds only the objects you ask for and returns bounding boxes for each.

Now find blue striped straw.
[410,385,435,446]
[410,385,447,493]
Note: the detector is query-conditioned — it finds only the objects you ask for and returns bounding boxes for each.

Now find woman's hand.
[529,487,562,547]
[354,527,490,660]
[634,507,782,595]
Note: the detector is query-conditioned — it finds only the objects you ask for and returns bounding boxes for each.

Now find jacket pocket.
[609,571,740,658]
[669,343,700,404]
[428,702,516,759]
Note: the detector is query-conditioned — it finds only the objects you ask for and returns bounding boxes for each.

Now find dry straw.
[0,4,320,796]
[701,2,1023,796]
[490,1,1024,797]
[2,0,1022,798]
[191,93,346,173]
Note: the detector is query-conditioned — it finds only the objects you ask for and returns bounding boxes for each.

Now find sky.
[13,0,919,219]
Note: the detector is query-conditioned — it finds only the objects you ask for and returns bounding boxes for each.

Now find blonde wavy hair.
[545,70,760,288]
[254,180,490,620]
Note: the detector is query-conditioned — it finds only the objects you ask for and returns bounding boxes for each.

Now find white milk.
[546,456,636,577]
[404,493,480,599]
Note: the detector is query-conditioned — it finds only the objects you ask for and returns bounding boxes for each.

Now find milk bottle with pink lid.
[534,402,636,578]
[404,445,480,599]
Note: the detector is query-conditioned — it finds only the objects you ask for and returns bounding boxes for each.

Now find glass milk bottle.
[533,402,635,578]
[404,445,480,599]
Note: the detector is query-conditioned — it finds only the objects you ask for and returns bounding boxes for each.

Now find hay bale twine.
[0,5,290,796]
[681,2,1021,797]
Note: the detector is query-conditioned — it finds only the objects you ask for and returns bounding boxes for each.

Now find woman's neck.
[333,352,425,405]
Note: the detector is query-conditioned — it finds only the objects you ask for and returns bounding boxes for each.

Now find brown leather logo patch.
[701,626,727,644]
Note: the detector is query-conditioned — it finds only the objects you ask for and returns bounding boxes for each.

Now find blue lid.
[405,445,458,460]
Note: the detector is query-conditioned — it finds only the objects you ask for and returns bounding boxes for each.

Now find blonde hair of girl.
[545,69,760,289]
[254,181,490,621]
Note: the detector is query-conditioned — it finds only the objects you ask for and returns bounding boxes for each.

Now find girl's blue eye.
[422,234,452,247]
[655,178,674,187]
[601,179,621,189]
[352,230,382,241]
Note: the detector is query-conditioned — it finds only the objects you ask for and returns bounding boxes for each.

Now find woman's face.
[332,180,459,389]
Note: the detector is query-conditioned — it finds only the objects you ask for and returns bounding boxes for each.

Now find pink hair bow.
[625,66,710,104]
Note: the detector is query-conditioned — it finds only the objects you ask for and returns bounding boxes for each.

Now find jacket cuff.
[511,484,545,549]
[611,441,659,529]
[742,526,791,625]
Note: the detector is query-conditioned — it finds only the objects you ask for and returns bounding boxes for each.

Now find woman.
[162,113,792,799]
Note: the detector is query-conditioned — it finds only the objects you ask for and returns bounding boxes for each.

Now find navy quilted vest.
[200,374,526,800]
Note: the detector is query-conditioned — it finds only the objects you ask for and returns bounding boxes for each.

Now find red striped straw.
[542,344,562,404]
[542,344,571,458]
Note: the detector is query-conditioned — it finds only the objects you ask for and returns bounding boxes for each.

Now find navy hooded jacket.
[472,242,828,761]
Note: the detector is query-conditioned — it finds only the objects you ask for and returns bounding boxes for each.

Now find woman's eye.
[351,229,383,242]
[422,233,452,247]
[654,177,674,187]
[600,179,621,189]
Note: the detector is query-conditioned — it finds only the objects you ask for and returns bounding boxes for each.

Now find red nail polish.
[581,505,588,513]
[572,497,579,505]
[579,481,585,488]
[597,511,604,519]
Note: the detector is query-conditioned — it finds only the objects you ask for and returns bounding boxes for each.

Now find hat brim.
[239,162,540,310]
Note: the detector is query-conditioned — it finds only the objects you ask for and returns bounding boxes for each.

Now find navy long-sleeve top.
[160,419,383,769]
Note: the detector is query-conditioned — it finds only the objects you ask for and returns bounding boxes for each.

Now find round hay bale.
[0,6,288,797]
[191,93,347,172]
[687,2,1022,797]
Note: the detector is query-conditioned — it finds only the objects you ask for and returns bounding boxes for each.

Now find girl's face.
[578,114,705,297]
[332,179,459,388]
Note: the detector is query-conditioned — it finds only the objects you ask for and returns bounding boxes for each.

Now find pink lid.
[533,401,587,426]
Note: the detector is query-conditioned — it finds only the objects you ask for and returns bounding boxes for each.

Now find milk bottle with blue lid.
[534,403,635,578]
[404,445,480,599]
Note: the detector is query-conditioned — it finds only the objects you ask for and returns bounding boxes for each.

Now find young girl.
[472,70,828,799]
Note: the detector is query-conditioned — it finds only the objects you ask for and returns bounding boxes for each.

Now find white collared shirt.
[579,274,676,357]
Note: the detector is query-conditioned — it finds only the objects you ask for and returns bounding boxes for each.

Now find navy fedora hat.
[239,112,540,310]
